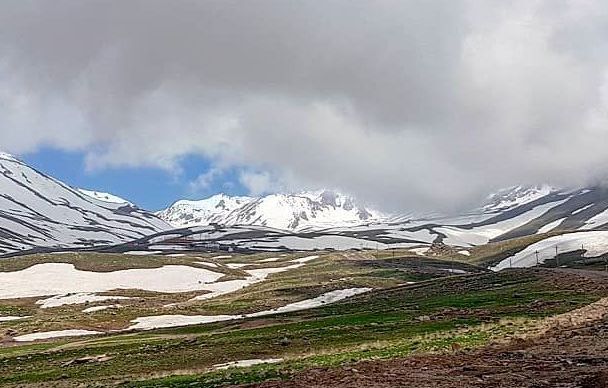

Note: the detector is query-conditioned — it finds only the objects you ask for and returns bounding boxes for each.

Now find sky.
[3,1,608,213]
[20,149,250,210]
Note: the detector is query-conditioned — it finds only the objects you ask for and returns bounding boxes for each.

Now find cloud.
[188,168,223,194]
[1,1,608,211]
[238,170,284,196]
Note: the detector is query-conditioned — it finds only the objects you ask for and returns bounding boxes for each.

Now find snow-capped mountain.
[157,190,387,231]
[157,194,253,228]
[0,153,170,255]
[4,147,608,263]
[140,184,608,257]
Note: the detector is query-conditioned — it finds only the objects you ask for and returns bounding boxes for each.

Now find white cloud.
[2,1,608,211]
[188,168,222,194]
[238,170,283,196]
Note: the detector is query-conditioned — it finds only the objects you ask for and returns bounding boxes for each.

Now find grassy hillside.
[0,253,604,387]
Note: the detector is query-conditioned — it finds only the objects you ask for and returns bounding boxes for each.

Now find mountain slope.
[157,194,253,228]
[78,189,132,205]
[4,149,608,264]
[157,185,608,239]
[0,153,170,255]
[482,185,557,212]
[157,190,387,231]
[138,185,608,257]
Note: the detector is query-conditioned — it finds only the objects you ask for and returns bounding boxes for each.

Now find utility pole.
[535,250,539,266]
[582,244,586,265]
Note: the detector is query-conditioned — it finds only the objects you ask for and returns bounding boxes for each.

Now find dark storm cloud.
[1,0,608,211]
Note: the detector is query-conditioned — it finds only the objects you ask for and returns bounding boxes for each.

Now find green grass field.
[0,250,603,387]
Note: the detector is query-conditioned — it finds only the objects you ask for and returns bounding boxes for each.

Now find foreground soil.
[245,270,608,388]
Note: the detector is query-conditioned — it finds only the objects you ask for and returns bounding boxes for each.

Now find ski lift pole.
[582,244,586,265]
[555,246,559,267]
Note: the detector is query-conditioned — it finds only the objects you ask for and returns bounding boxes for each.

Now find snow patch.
[189,263,308,302]
[123,251,163,256]
[213,359,283,370]
[410,247,430,256]
[248,288,371,317]
[0,315,31,322]
[194,261,220,268]
[225,263,250,269]
[14,330,102,342]
[0,263,226,300]
[129,288,371,331]
[572,204,594,215]
[491,231,608,271]
[82,304,122,313]
[439,268,468,275]
[290,255,319,264]
[257,257,282,263]
[582,209,608,230]
[36,293,131,309]
[538,218,566,234]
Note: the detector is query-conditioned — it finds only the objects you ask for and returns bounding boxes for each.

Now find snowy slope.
[4,149,608,261]
[107,184,608,258]
[153,185,608,250]
[482,185,557,212]
[490,231,608,270]
[78,189,132,205]
[157,194,253,227]
[0,153,170,255]
[158,190,387,231]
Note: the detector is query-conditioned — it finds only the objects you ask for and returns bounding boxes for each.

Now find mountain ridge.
[78,189,132,205]
[133,184,608,257]
[0,152,170,255]
[5,151,608,258]
[157,190,389,231]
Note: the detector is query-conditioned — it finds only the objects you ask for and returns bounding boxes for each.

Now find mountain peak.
[0,152,19,162]
[157,191,385,231]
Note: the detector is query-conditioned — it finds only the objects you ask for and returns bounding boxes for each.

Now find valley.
[1,247,608,387]
[2,154,608,387]
[0,253,608,387]
[4,3,608,387]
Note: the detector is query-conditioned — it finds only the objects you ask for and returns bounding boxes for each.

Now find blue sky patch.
[21,148,248,211]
